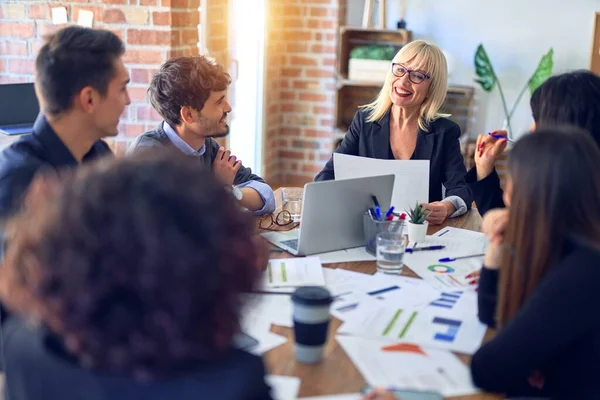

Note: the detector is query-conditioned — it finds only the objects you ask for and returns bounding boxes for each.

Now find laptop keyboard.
[280,239,299,250]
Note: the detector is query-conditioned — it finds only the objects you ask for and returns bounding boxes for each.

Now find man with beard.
[129,56,275,214]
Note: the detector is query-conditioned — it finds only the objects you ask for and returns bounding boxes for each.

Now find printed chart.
[262,256,325,288]
[338,302,486,355]
[337,335,479,397]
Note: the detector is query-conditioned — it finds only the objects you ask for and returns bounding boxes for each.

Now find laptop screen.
[0,83,40,126]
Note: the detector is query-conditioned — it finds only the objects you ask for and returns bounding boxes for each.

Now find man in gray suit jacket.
[128,56,275,215]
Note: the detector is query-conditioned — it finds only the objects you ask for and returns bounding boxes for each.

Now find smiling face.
[389,60,432,110]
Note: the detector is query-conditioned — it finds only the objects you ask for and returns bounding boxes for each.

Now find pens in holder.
[385,206,395,219]
[406,245,445,253]
[488,132,515,143]
[371,195,381,220]
[439,253,485,262]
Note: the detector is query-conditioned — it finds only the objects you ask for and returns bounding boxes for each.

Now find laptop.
[262,174,395,256]
[0,83,40,136]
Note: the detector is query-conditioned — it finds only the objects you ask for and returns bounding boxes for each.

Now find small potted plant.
[406,202,430,242]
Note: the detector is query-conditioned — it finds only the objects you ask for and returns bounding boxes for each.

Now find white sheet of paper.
[333,153,429,213]
[242,294,293,328]
[51,7,68,24]
[337,335,479,397]
[77,9,94,27]
[266,376,301,400]
[317,246,376,264]
[338,302,487,355]
[433,227,489,250]
[263,257,325,288]
[249,331,288,355]
[404,236,486,292]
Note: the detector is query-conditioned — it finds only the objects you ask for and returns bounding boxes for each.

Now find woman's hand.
[481,208,509,245]
[474,131,508,180]
[421,201,455,225]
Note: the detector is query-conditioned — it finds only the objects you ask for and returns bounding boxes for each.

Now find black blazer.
[472,242,600,399]
[464,166,505,216]
[2,318,273,400]
[315,109,472,207]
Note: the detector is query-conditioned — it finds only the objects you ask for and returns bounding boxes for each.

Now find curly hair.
[148,55,232,127]
[0,151,261,379]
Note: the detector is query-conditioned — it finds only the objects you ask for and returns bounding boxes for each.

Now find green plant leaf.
[529,48,554,94]
[474,44,497,92]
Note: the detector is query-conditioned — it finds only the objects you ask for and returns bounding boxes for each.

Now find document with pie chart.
[402,234,489,292]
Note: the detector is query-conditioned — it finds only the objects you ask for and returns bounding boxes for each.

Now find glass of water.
[281,187,303,222]
[376,232,408,275]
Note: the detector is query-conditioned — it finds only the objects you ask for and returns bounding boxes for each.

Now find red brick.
[136,105,163,122]
[0,41,28,56]
[172,11,199,27]
[310,7,328,17]
[0,4,26,20]
[124,50,165,65]
[281,128,300,136]
[290,56,317,66]
[152,11,171,26]
[171,0,189,8]
[37,22,62,37]
[0,22,35,39]
[127,87,149,102]
[8,58,35,75]
[140,0,158,5]
[279,150,303,160]
[305,129,332,138]
[281,67,302,78]
[104,9,126,24]
[104,0,127,4]
[282,103,311,113]
[299,93,328,102]
[293,80,320,90]
[182,29,198,45]
[281,91,296,100]
[127,29,171,46]
[306,68,334,78]
[28,4,50,19]
[161,0,172,6]
[302,164,322,173]
[286,43,309,53]
[118,123,145,138]
[313,106,334,115]
[282,30,312,41]
[320,118,334,127]
[131,68,155,84]
[311,44,336,54]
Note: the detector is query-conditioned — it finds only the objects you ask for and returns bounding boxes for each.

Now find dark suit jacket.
[465,166,505,216]
[0,114,112,219]
[128,123,266,186]
[315,109,472,206]
[2,318,273,400]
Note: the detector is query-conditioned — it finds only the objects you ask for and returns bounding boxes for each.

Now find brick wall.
[0,0,203,155]
[263,0,342,186]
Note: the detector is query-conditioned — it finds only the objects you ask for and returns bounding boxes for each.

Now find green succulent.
[406,202,430,225]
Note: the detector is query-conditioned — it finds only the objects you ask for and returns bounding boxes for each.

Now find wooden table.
[262,190,501,399]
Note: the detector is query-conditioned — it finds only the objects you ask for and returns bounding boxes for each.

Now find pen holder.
[363,212,405,256]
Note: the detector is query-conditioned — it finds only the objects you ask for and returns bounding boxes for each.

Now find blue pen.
[385,206,395,219]
[488,132,515,143]
[406,245,445,253]
[439,253,485,262]
[371,195,381,220]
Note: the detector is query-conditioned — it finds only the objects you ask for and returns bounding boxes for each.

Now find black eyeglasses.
[259,210,299,232]
[391,63,431,84]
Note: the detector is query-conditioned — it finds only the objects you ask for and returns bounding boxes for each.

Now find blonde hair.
[361,40,449,132]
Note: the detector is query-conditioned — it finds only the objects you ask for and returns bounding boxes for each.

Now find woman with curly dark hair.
[0,151,273,400]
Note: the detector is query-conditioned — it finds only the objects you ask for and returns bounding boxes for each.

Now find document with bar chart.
[262,256,325,288]
[338,302,487,355]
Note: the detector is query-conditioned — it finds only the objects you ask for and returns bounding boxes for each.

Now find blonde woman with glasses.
[315,40,471,225]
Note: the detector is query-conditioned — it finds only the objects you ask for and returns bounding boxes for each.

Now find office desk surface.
[261,188,501,400]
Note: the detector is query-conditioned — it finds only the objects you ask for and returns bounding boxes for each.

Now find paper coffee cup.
[291,286,332,364]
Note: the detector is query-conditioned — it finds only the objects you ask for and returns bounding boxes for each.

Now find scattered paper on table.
[263,256,325,288]
[337,335,479,398]
[333,153,429,214]
[242,293,293,328]
[266,375,301,400]
[338,302,486,355]
[404,236,486,292]
[317,246,376,264]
